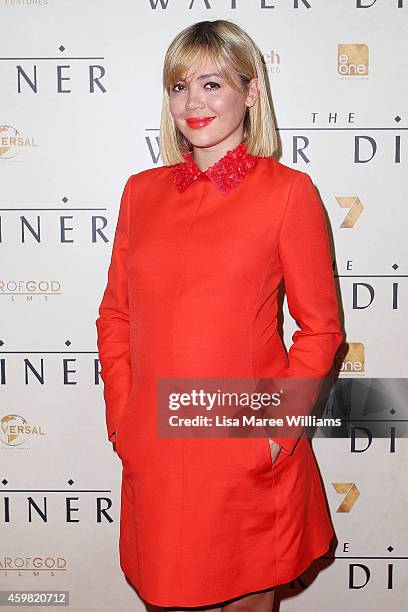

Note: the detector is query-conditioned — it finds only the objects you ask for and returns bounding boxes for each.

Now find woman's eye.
[171,83,185,92]
[204,81,220,90]
[171,81,220,93]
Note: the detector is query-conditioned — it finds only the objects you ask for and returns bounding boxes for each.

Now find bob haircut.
[160,20,279,166]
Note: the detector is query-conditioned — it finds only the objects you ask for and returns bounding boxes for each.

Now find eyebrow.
[178,73,223,82]
[196,73,222,80]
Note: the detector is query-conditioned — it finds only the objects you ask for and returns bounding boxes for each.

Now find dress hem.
[124,537,333,609]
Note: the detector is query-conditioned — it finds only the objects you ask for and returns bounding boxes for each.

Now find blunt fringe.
[159,20,279,165]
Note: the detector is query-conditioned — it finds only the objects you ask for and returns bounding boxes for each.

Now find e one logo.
[338,44,369,76]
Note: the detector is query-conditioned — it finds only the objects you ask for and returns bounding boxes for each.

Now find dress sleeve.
[269,171,344,455]
[95,175,134,442]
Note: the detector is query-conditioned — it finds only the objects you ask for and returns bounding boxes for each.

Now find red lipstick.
[186,116,215,129]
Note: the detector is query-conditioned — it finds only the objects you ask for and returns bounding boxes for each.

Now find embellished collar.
[171,142,259,195]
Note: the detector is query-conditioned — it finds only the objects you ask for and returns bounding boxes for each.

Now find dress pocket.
[260,437,273,469]
[114,390,135,450]
[265,438,287,469]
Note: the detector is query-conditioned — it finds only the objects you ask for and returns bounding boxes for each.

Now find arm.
[95,175,134,442]
[269,172,344,455]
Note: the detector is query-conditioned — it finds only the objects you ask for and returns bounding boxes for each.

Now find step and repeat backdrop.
[1,1,407,611]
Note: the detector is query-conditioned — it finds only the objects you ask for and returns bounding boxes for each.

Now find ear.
[245,78,259,108]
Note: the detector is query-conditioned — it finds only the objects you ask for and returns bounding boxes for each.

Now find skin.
[145,586,276,611]
[168,54,259,171]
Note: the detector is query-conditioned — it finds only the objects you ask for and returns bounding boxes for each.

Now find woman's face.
[168,54,258,151]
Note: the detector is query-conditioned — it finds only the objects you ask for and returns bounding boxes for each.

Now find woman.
[96,19,344,612]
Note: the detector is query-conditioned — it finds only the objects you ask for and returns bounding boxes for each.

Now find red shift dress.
[95,142,344,608]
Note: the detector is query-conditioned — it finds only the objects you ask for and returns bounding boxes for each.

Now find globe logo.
[1,414,30,446]
[0,125,21,159]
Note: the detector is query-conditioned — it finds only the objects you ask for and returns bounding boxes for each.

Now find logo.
[336,343,365,374]
[332,482,360,512]
[262,50,281,74]
[0,415,45,447]
[336,196,365,228]
[0,279,61,300]
[338,44,369,77]
[0,125,38,160]
[0,556,67,574]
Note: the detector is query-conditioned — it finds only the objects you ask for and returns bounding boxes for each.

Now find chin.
[185,132,229,149]
[189,140,219,149]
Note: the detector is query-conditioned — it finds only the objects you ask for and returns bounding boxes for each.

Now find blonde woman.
[96,19,343,612]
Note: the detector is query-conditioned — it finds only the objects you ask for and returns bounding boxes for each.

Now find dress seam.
[248,217,284,589]
[248,246,280,381]
[277,171,305,261]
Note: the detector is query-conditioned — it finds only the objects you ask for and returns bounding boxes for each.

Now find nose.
[185,87,205,111]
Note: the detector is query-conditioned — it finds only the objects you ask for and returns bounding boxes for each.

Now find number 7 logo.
[332,482,361,512]
[336,196,365,228]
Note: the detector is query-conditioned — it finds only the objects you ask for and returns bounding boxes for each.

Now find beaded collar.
[171,142,259,195]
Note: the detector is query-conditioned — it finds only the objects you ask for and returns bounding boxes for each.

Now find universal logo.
[0,125,38,160]
[0,414,45,447]
[338,44,369,77]
[0,280,61,300]
[336,342,365,375]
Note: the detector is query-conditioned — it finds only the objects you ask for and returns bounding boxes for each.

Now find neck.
[192,132,244,172]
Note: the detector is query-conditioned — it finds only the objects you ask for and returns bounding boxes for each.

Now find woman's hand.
[268,439,282,464]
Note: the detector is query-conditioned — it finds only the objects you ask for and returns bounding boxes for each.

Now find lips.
[186,116,215,129]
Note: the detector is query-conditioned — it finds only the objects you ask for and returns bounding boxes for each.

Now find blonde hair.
[159,20,279,165]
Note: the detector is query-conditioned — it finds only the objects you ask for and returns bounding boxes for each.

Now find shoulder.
[127,165,173,189]
[258,156,312,188]
[256,158,321,223]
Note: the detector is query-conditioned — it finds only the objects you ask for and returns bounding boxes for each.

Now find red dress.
[96,142,344,607]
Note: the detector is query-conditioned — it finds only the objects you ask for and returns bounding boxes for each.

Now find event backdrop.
[1,1,407,611]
